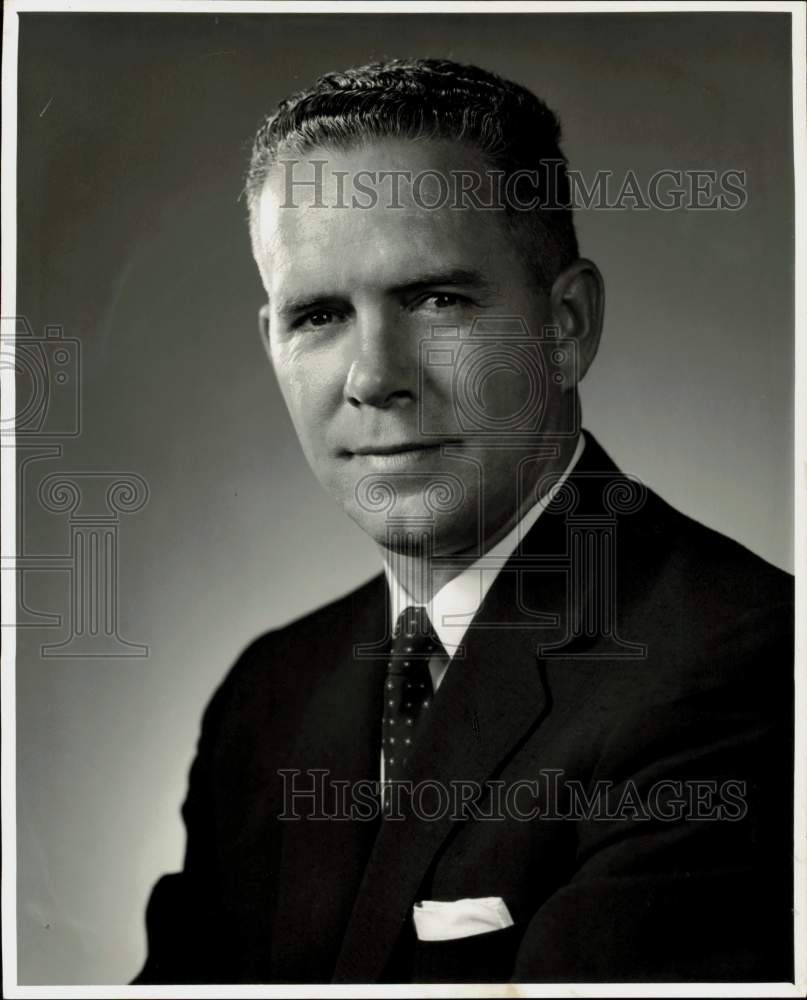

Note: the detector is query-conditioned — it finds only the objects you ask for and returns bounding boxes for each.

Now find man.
[135,59,793,984]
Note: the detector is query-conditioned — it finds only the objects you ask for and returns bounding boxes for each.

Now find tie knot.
[390,606,441,662]
[396,605,431,639]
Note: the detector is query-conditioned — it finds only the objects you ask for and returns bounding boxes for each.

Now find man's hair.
[246,57,579,291]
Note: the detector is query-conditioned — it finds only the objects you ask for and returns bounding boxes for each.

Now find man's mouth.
[351,443,440,456]
[345,442,454,468]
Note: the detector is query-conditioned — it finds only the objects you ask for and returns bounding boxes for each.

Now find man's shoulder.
[633,484,792,643]
[563,433,793,709]
[579,431,792,616]
[207,572,386,717]
[253,572,385,649]
[622,495,791,694]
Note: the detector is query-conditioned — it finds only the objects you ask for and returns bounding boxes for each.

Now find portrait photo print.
[1,2,803,995]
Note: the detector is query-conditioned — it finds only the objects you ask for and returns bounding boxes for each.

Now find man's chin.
[344,505,483,559]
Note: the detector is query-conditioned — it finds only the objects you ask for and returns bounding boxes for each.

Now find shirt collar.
[383,434,585,658]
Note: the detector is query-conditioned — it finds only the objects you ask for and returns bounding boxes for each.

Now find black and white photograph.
[1,1,804,994]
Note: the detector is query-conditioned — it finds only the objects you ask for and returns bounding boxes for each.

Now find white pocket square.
[412,896,514,942]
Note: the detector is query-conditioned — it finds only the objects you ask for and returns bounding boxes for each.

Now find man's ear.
[258,303,272,361]
[549,258,605,385]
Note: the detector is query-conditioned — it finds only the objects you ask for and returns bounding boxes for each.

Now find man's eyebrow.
[389,268,492,296]
[275,292,348,318]
[275,269,493,318]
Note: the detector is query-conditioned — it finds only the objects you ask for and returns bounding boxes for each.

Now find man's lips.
[348,443,443,456]
[339,441,462,468]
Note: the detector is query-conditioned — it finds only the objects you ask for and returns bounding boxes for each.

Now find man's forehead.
[255,138,516,290]
[263,135,495,206]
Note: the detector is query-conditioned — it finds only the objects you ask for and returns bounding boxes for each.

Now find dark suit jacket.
[135,432,793,984]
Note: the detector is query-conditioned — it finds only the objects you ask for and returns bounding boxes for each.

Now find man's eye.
[296,309,339,329]
[432,292,462,309]
[430,293,463,309]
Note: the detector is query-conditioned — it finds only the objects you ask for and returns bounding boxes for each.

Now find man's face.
[253,138,576,556]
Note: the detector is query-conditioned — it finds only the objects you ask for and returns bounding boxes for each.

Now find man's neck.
[380,433,582,605]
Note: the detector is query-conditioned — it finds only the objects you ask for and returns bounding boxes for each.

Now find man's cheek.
[274,369,316,438]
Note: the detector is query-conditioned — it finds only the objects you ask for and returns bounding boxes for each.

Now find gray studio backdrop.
[14,11,794,984]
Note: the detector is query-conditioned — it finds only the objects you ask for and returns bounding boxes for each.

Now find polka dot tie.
[383,606,440,788]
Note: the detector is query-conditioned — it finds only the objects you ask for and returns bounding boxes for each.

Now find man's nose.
[343,311,417,409]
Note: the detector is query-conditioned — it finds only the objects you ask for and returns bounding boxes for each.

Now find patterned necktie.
[383,605,440,787]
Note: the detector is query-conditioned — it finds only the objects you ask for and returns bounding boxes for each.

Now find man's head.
[247,58,603,559]
[246,58,579,293]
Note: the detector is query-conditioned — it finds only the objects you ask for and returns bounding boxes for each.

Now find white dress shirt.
[380,434,585,781]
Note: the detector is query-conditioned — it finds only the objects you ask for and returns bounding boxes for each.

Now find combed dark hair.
[246,57,579,290]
